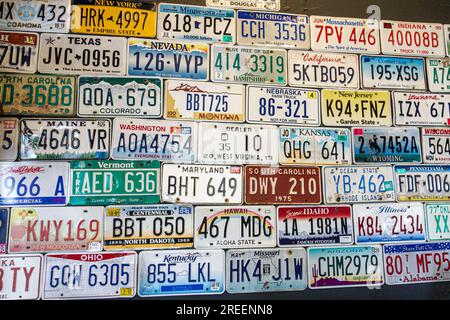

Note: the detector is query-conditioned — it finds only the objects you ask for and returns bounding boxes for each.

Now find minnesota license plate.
[426,58,450,92]
[0,209,8,253]
[426,203,450,241]
[0,31,38,73]
[206,0,280,11]
[0,117,19,161]
[104,205,193,250]
[422,127,450,164]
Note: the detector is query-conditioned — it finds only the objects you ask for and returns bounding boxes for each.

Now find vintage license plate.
[198,122,277,165]
[8,206,103,253]
[164,80,245,122]
[277,205,353,246]
[0,209,8,253]
[206,0,280,11]
[245,165,321,204]
[279,127,351,165]
[426,58,450,93]
[194,206,276,249]
[446,25,450,56]
[38,33,127,75]
[111,118,197,162]
[70,160,160,206]
[211,44,287,84]
[138,249,225,296]
[422,127,450,164]
[0,117,19,161]
[426,204,450,241]
[0,31,38,73]
[308,245,383,289]
[0,162,69,206]
[20,119,110,160]
[246,86,320,125]
[77,76,162,117]
[226,248,307,293]
[43,252,137,299]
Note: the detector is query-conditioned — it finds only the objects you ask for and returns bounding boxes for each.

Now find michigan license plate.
[206,0,280,11]
[0,117,19,161]
[0,31,38,73]
[426,203,450,241]
[427,58,450,93]
[0,209,8,253]
[422,127,450,164]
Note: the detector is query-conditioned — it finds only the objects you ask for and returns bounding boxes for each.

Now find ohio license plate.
[427,58,450,93]
[426,203,450,241]
[206,0,280,11]
[0,209,8,253]
[0,31,38,73]
[104,205,193,250]
[0,117,19,161]
[422,127,450,164]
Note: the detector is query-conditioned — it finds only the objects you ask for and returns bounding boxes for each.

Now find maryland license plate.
[206,0,280,11]
[0,117,19,161]
[426,58,450,93]
[422,127,450,164]
[0,208,8,253]
[0,31,38,73]
[426,203,450,241]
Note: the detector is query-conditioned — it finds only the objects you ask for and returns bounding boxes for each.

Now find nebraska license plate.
[206,0,280,11]
[421,127,450,164]
[426,58,450,93]
[426,203,450,241]
[0,117,19,161]
[0,208,8,253]
[0,31,38,73]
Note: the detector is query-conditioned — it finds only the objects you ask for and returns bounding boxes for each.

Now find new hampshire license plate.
[0,31,38,73]
[0,117,19,161]
[426,58,450,93]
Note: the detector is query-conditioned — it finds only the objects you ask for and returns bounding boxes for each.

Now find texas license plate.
[0,117,19,161]
[246,86,320,125]
[77,76,162,117]
[138,249,225,296]
[164,80,245,122]
[426,58,450,92]
[422,127,450,164]
[206,0,280,11]
[426,203,450,241]
[194,206,276,249]
[226,248,307,293]
[0,31,38,73]
[277,205,353,246]
[104,205,193,250]
[0,209,8,253]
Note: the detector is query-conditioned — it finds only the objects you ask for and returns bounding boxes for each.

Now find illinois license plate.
[0,209,8,253]
[0,117,19,161]
[427,58,450,93]
[0,31,38,73]
[206,0,280,11]
[422,127,450,164]
[426,203,450,241]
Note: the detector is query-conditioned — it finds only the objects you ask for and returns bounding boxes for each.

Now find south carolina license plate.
[0,117,19,161]
[0,31,38,73]
[427,58,450,93]
[0,209,8,253]
[422,127,450,164]
[426,203,450,241]
[206,0,280,11]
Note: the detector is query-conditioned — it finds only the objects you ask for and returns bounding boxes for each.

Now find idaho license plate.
[426,58,450,93]
[0,31,38,73]
[206,0,280,11]
[422,127,450,164]
[0,117,19,161]
[0,209,8,253]
[426,203,450,241]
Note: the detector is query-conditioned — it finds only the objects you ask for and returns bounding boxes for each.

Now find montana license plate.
[0,208,8,253]
[0,117,19,161]
[426,203,450,241]
[0,31,38,73]
[422,127,450,164]
[427,58,450,93]
[206,0,280,11]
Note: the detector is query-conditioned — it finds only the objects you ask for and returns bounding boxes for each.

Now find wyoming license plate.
[427,58,450,93]
[421,127,450,164]
[206,0,280,11]
[426,203,450,241]
[0,209,7,253]
[0,31,38,73]
[0,117,19,161]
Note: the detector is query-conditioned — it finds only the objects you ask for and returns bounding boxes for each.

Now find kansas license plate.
[422,127,450,164]
[138,249,225,296]
[206,0,280,11]
[0,208,8,253]
[194,206,276,248]
[426,203,450,241]
[104,205,193,250]
[427,58,450,93]
[0,31,38,73]
[0,117,19,161]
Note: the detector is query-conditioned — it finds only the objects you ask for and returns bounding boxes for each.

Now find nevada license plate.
[8,206,103,253]
[77,76,162,117]
[422,127,450,164]
[164,80,245,122]
[0,117,19,161]
[70,160,160,206]
[226,248,307,293]
[277,205,353,246]
[427,58,450,92]
[138,249,225,296]
[246,86,320,125]
[206,0,280,11]
[0,31,38,73]
[194,206,276,248]
[426,203,450,241]
[0,209,8,253]
[43,252,137,299]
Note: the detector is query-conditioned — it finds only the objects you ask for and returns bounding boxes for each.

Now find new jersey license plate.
[206,0,280,11]
[0,31,38,73]
[0,208,8,253]
[426,203,450,241]
[422,127,450,164]
[427,58,450,93]
[0,117,19,161]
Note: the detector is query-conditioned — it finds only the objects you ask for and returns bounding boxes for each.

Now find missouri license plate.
[426,203,450,241]
[422,127,450,164]
[0,31,38,73]
[0,117,19,161]
[206,0,280,11]
[427,58,450,93]
[0,209,8,253]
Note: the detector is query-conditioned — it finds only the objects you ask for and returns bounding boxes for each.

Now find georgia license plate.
[194,206,276,249]
[8,206,103,253]
[277,205,353,246]
[0,162,69,206]
[0,117,19,161]
[426,203,450,241]
[162,164,243,204]
[111,118,197,162]
[0,31,38,73]
[210,44,287,84]
[70,160,160,206]
[426,58,450,93]
[422,127,450,164]
[164,80,245,122]
[206,0,280,11]
[77,76,162,117]
[226,248,307,293]
[104,205,193,250]
[43,252,137,299]
[138,249,225,296]
[246,86,320,125]
[308,245,383,289]
[0,209,8,253]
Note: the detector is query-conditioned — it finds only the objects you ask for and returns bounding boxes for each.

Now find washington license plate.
[427,58,450,93]
[422,127,450,164]
[0,117,19,161]
[0,31,38,73]
[0,209,8,253]
[206,0,280,11]
[426,203,450,241]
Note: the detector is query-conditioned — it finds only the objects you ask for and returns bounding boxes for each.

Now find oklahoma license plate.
[206,0,280,11]
[426,203,450,241]
[0,117,19,161]
[422,127,450,164]
[427,58,450,93]
[0,208,8,253]
[0,31,38,73]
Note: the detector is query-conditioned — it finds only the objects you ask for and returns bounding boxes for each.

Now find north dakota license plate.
[0,117,19,161]
[206,0,280,11]
[0,209,8,253]
[0,31,38,73]
[427,58,450,93]
[426,203,450,241]
[422,127,450,164]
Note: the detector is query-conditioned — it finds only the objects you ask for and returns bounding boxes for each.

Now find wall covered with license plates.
[0,0,449,300]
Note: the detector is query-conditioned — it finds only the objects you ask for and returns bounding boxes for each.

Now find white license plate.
[446,25,450,56]
[422,128,450,164]
[0,117,19,161]
[0,209,7,253]
[427,58,450,93]
[206,0,280,11]
[194,206,276,248]
[162,164,243,204]
[426,203,450,241]
[0,31,38,73]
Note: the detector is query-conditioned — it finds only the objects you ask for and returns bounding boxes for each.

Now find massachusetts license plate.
[77,76,162,117]
[0,31,38,73]
[426,203,450,241]
[8,206,103,253]
[0,208,8,253]
[194,206,276,248]
[164,80,245,122]
[422,127,450,164]
[70,160,160,206]
[211,44,287,84]
[162,164,243,204]
[277,205,353,246]
[138,249,225,296]
[0,117,19,161]
[43,252,137,299]
[245,165,321,204]
[246,86,320,125]
[206,0,280,11]
[426,58,450,93]
[104,205,193,250]
[226,248,307,293]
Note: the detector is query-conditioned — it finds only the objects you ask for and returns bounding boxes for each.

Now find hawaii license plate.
[0,117,19,161]
[206,0,280,11]
[426,203,450,241]
[0,209,8,253]
[0,31,38,73]
[422,127,450,164]
[427,58,450,93]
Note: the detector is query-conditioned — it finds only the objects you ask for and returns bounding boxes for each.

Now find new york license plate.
[426,203,450,241]
[421,127,450,164]
[206,0,280,11]
[427,58,450,93]
[0,208,8,253]
[0,31,38,73]
[0,117,19,161]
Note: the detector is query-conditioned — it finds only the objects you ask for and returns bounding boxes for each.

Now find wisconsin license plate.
[0,31,38,73]
[422,127,450,164]
[0,117,19,161]
[426,203,450,241]
[0,209,8,253]
[426,58,450,92]
[206,0,280,11]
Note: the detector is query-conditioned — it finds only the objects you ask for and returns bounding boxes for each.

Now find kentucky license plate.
[422,127,450,164]
[427,58,450,93]
[0,208,8,253]
[426,204,450,241]
[0,117,19,161]
[0,31,38,73]
[206,0,280,11]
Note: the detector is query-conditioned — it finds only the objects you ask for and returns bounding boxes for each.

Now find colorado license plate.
[426,58,450,93]
[0,117,19,161]
[421,127,450,164]
[0,31,38,73]
[206,0,280,11]
[0,208,8,253]
[426,203,450,241]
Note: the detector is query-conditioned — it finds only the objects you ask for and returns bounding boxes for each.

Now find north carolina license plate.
[426,203,450,241]
[0,208,8,253]
[138,249,225,296]
[164,80,245,122]
[426,58,450,92]
[70,160,160,206]
[77,76,162,117]
[0,117,19,161]
[206,0,280,11]
[422,127,450,164]
[246,86,320,125]
[194,206,276,249]
[8,206,103,253]
[277,205,353,246]
[43,252,137,299]
[104,205,193,250]
[0,31,38,73]
[226,248,307,293]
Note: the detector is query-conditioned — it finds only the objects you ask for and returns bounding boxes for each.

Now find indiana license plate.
[206,0,280,11]
[426,203,450,241]
[0,31,38,73]
[422,127,450,164]
[0,117,19,161]
[0,209,8,253]
[427,58,450,93]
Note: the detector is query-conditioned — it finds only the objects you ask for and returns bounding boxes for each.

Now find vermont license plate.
[426,203,450,241]
[0,31,38,73]
[206,0,280,11]
[422,127,450,164]
[0,208,8,253]
[0,117,19,161]
[426,58,450,93]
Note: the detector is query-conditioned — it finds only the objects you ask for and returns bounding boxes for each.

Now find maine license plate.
[8,206,103,253]
[0,209,8,253]
[245,165,321,204]
[164,80,245,122]
[226,248,307,293]
[0,117,19,161]
[422,127,450,164]
[277,205,353,246]
[211,45,287,85]
[246,86,320,125]
[20,119,110,160]
[206,0,280,11]
[104,205,194,250]
[77,76,162,117]
[0,31,38,73]
[43,252,137,299]
[138,249,225,296]
[426,203,450,241]
[194,206,276,249]
[70,160,160,206]
[427,58,450,93]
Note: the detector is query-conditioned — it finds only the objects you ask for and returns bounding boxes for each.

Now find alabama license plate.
[0,209,8,253]
[0,117,19,161]
[422,127,450,164]
[427,58,450,92]
[206,0,280,11]
[426,203,450,241]
[0,31,38,73]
